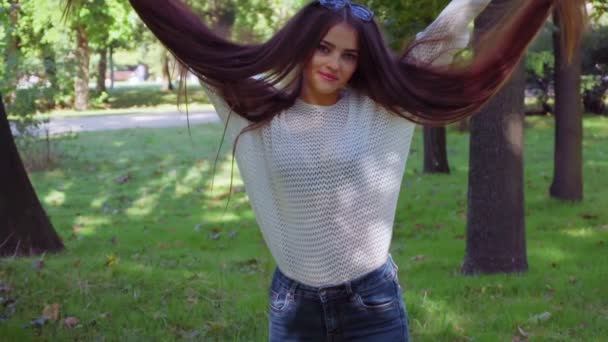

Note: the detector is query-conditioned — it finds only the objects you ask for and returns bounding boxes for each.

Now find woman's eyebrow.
[321,40,359,53]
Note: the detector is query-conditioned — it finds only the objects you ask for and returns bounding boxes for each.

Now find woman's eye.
[318,45,330,54]
[344,54,357,62]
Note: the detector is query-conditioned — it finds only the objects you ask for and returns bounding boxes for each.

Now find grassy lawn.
[1,116,607,341]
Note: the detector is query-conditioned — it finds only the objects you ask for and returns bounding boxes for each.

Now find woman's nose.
[327,55,340,70]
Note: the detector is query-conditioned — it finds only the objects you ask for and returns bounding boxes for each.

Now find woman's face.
[301,22,359,106]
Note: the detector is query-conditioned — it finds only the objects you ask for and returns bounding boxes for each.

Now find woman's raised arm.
[406,0,491,66]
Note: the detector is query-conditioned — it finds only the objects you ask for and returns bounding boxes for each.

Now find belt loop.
[345,281,353,296]
[289,280,298,296]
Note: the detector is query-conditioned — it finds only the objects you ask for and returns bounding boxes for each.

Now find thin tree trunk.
[423,126,450,173]
[74,26,90,111]
[161,51,174,91]
[109,46,115,89]
[462,1,528,275]
[0,94,64,257]
[96,47,108,93]
[41,44,58,109]
[550,10,583,201]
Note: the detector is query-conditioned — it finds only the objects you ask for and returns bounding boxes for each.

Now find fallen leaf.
[115,173,132,184]
[63,316,79,328]
[527,311,551,324]
[581,213,598,220]
[517,326,529,337]
[105,254,119,267]
[42,303,60,321]
[411,255,426,262]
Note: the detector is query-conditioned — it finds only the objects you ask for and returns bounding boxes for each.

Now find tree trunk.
[161,51,174,91]
[0,94,64,257]
[462,1,528,275]
[457,118,470,132]
[423,126,450,173]
[96,47,108,93]
[41,43,58,109]
[109,46,115,89]
[550,10,584,201]
[74,26,90,111]
[3,1,20,104]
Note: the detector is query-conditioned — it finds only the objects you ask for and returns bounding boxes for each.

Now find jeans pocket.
[353,278,398,311]
[269,288,292,312]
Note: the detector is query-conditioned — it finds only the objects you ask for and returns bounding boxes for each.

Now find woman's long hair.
[119,0,586,127]
[66,0,587,203]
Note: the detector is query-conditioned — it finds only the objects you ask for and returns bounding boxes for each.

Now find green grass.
[1,116,607,341]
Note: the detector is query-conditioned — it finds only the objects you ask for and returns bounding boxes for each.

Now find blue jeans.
[269,255,409,341]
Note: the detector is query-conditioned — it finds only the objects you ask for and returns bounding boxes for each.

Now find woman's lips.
[318,71,338,82]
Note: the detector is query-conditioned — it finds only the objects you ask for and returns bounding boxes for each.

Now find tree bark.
[96,47,108,93]
[457,118,470,132]
[74,25,90,111]
[423,126,450,174]
[462,1,528,275]
[109,45,115,89]
[0,94,64,257]
[550,10,584,201]
[161,51,174,91]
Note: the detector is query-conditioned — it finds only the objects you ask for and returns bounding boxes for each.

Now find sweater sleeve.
[406,0,491,66]
[200,82,252,142]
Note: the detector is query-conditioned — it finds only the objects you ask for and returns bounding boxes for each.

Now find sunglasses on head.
[318,0,374,22]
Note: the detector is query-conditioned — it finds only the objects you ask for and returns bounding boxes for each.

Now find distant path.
[10,110,220,136]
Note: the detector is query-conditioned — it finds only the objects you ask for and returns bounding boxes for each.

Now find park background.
[1,0,607,340]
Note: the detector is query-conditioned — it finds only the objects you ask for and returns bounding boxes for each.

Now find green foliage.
[526,51,554,78]
[359,0,450,49]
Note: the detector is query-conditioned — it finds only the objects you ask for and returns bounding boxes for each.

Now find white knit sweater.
[204,0,490,287]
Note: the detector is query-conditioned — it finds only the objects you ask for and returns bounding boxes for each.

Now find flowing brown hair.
[65,0,587,205]
[115,0,586,124]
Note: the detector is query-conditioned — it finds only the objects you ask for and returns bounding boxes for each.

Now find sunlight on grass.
[409,294,468,340]
[530,246,568,261]
[72,216,112,235]
[90,195,110,209]
[43,190,66,206]
[561,227,598,239]
[126,188,160,217]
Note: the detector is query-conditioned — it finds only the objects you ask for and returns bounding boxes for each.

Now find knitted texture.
[204,0,490,287]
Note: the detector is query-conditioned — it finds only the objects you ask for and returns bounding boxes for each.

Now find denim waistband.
[272,254,399,300]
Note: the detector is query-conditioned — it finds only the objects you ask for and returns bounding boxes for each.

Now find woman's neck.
[299,87,343,106]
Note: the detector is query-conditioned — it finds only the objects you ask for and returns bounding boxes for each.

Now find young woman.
[82,0,585,340]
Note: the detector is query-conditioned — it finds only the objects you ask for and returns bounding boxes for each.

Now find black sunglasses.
[318,0,374,22]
